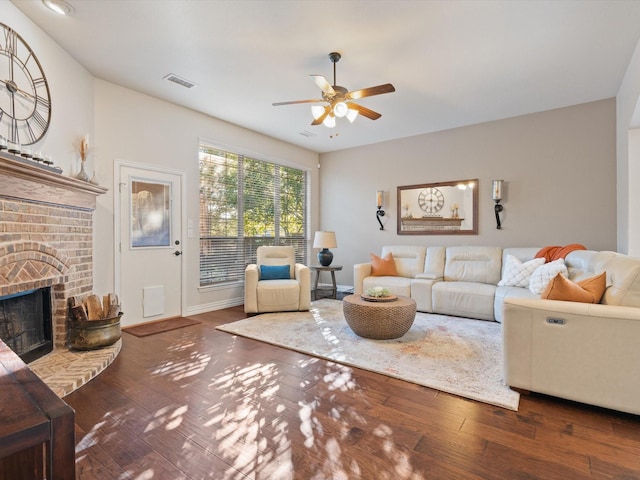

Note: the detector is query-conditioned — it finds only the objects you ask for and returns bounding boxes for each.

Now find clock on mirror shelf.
[397,179,478,235]
[0,23,52,146]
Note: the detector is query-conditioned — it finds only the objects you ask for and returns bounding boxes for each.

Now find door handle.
[173,250,182,256]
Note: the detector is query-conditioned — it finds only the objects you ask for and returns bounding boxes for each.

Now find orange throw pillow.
[370,252,398,276]
[578,271,607,303]
[541,271,606,303]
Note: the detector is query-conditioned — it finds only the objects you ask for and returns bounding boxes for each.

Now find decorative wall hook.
[376,190,385,230]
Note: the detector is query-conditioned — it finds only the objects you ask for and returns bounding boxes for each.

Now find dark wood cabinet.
[0,341,75,480]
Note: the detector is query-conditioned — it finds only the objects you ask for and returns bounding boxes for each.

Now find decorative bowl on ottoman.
[342,294,417,340]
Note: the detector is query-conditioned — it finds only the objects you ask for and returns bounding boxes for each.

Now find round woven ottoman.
[342,294,417,339]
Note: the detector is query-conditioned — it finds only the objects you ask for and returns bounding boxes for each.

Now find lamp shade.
[346,108,358,123]
[311,105,325,120]
[492,180,503,201]
[313,231,337,249]
[323,115,336,128]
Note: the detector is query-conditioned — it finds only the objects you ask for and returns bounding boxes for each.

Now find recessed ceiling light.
[42,0,75,16]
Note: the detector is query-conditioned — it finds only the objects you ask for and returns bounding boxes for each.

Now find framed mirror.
[397,179,478,235]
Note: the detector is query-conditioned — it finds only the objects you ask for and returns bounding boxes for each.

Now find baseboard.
[186,297,243,316]
[185,286,354,316]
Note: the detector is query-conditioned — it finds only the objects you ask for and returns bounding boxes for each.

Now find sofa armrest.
[353,262,372,294]
[295,263,311,310]
[503,297,640,414]
[503,297,640,320]
[244,264,259,313]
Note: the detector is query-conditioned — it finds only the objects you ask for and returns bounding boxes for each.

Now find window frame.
[199,142,310,287]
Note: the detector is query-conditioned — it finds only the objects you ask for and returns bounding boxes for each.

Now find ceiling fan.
[272,52,396,128]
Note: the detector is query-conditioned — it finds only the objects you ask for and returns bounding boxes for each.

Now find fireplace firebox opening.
[0,287,53,363]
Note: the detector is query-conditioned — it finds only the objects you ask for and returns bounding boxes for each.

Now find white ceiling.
[11,0,640,153]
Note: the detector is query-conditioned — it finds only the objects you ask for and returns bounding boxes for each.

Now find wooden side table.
[0,341,76,480]
[310,265,343,300]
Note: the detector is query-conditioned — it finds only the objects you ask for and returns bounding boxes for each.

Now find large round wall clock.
[418,187,445,214]
[0,23,51,146]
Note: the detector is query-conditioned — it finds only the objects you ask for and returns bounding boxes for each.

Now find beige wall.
[630,128,640,257]
[93,80,319,316]
[1,5,95,177]
[319,99,617,287]
[5,1,634,311]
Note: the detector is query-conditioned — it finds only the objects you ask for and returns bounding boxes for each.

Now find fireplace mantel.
[0,152,107,210]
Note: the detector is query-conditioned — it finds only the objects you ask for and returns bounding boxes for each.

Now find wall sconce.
[376,190,385,230]
[492,180,504,229]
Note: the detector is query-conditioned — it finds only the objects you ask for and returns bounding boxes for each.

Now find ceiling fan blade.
[347,83,396,100]
[311,106,331,126]
[310,75,336,95]
[272,98,323,106]
[348,103,382,120]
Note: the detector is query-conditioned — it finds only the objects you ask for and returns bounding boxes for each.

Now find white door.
[116,163,184,327]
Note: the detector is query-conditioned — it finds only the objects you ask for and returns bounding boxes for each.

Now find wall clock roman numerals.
[0,23,51,145]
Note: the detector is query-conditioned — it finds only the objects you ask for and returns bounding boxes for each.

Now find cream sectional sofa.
[354,245,544,322]
[354,245,640,415]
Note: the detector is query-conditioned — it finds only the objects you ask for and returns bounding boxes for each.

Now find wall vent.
[164,73,197,89]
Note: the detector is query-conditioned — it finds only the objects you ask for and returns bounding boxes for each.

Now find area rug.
[123,317,201,337]
[217,299,519,410]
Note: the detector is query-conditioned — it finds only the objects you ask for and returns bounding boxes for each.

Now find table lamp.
[313,231,337,266]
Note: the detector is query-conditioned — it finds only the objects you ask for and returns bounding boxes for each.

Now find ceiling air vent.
[299,130,316,137]
[164,73,197,89]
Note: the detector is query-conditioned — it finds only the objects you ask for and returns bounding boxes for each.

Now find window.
[199,143,309,286]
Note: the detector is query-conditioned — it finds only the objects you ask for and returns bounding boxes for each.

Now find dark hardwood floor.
[64,305,640,480]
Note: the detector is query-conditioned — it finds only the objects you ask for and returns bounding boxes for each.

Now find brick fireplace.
[0,152,107,351]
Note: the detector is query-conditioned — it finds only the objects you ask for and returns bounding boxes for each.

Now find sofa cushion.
[600,254,640,307]
[370,252,398,276]
[381,245,426,278]
[529,259,568,294]
[498,255,545,288]
[432,281,497,321]
[565,250,616,282]
[541,272,606,303]
[444,246,502,284]
[257,279,300,312]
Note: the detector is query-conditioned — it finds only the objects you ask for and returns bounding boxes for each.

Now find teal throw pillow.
[260,265,290,280]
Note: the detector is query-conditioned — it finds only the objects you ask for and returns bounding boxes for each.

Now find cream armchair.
[244,246,311,313]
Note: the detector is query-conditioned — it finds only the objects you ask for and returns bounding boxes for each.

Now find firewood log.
[85,294,103,320]
[70,304,88,322]
[106,304,121,318]
[102,295,110,318]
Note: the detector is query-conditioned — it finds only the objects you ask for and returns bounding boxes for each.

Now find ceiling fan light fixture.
[311,105,325,120]
[273,52,395,130]
[323,115,336,128]
[346,108,359,123]
[333,101,348,118]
